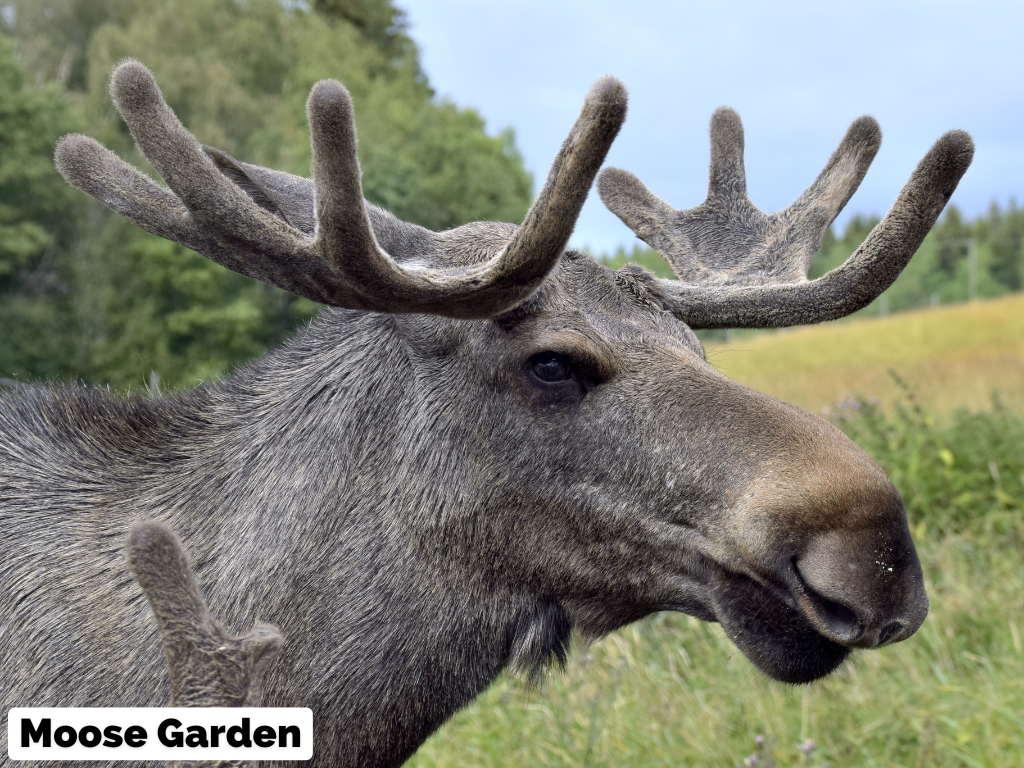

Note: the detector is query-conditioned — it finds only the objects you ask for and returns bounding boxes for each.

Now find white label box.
[8,708,313,761]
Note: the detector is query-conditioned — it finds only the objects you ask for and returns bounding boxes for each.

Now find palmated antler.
[598,108,974,328]
[56,60,627,319]
[126,521,282,768]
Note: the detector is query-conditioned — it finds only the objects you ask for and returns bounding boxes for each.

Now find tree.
[986,199,1023,291]
[3,0,138,90]
[934,205,970,276]
[0,32,82,381]
[311,0,418,67]
[807,213,880,280]
[3,0,533,389]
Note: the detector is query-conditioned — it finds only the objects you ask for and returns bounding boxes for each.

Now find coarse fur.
[1,60,974,767]
[0,253,921,766]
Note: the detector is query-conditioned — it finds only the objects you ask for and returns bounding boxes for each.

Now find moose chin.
[0,59,970,768]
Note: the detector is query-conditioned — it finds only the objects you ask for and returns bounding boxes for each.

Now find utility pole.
[968,238,978,301]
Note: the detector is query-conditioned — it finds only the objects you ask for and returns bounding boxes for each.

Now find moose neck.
[183,308,563,767]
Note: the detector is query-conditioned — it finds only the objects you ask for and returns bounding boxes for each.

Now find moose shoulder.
[0,60,972,767]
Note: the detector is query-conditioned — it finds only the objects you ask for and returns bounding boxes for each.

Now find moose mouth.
[707,568,852,684]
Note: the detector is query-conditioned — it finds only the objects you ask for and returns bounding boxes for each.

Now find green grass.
[409,523,1024,766]
[407,377,1024,767]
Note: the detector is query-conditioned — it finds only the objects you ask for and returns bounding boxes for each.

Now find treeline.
[812,202,1024,313]
[600,200,1024,325]
[0,0,532,389]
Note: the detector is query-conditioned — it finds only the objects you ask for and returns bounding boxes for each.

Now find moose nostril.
[791,559,865,644]
[792,524,929,649]
[807,592,864,643]
[878,620,904,646]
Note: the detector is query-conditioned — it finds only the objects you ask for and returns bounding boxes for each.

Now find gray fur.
[2,64,943,768]
[598,109,974,328]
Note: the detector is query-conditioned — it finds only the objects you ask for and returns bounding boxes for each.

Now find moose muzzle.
[703,397,929,683]
[791,517,927,649]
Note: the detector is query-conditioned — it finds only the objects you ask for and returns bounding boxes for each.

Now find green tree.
[3,0,533,389]
[0,32,82,381]
[596,243,676,279]
[3,0,138,91]
[986,199,1023,291]
[934,204,970,276]
[311,0,418,67]
[808,213,880,279]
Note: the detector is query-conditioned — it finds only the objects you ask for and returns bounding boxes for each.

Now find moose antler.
[56,60,627,319]
[598,108,974,328]
[126,521,282,708]
[126,521,283,768]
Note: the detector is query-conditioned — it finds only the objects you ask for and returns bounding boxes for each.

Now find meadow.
[408,297,1024,768]
[703,292,1024,416]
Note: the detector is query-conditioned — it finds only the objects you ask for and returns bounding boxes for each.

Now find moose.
[1,59,972,767]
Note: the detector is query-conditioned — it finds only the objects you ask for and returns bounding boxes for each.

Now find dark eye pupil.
[533,355,569,382]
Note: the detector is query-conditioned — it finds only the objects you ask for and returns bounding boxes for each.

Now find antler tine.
[783,114,882,248]
[126,521,283,709]
[55,134,192,240]
[56,60,627,319]
[599,110,971,328]
[308,75,627,317]
[599,109,882,285]
[55,130,329,312]
[706,107,748,204]
[503,77,627,277]
[57,60,352,304]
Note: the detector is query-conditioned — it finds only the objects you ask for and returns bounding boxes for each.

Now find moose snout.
[789,521,928,649]
[717,395,931,653]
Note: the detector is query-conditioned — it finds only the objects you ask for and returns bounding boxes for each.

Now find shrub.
[832,373,1024,536]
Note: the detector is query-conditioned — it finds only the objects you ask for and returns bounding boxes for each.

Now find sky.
[399,0,1024,255]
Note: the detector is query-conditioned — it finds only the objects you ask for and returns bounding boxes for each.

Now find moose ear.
[202,145,317,235]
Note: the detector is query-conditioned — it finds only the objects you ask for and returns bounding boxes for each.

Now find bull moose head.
[5,58,972,765]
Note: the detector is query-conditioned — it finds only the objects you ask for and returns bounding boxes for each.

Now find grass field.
[704,292,1024,416]
[407,297,1024,768]
[409,521,1024,767]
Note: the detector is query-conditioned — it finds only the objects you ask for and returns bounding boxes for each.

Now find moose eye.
[529,353,572,384]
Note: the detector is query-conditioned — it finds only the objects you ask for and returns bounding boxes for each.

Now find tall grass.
[408,393,1024,767]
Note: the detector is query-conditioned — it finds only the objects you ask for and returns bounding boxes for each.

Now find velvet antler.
[126,521,283,768]
[598,108,974,328]
[56,61,627,319]
[126,521,282,709]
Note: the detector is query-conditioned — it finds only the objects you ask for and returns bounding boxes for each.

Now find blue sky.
[399,0,1024,254]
